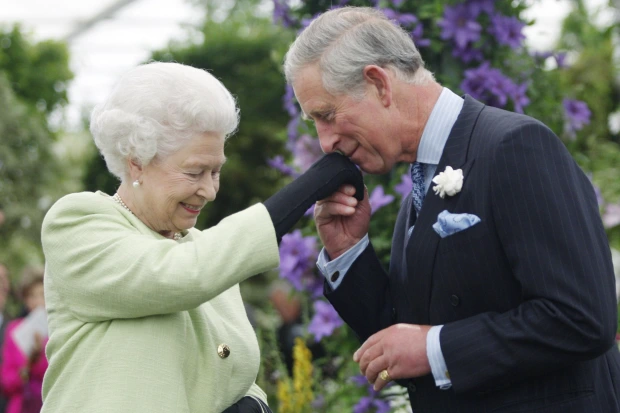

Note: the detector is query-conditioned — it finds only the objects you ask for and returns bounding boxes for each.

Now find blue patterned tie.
[411,161,426,215]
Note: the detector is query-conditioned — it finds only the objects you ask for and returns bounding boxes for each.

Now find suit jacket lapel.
[405,96,485,324]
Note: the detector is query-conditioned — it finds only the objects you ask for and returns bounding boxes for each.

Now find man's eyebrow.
[303,107,333,121]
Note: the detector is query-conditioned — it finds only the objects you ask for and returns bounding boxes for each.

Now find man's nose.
[316,123,337,154]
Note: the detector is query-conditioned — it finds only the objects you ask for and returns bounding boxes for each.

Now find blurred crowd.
[0,263,48,413]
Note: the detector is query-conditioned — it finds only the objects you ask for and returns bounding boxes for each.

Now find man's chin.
[358,162,391,175]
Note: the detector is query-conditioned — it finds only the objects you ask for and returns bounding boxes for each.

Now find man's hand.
[353,323,432,391]
[264,153,364,242]
[314,185,371,259]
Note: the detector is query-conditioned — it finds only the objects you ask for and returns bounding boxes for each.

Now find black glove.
[264,152,364,242]
[221,396,273,413]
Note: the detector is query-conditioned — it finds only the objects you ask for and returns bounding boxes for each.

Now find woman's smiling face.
[132,131,226,237]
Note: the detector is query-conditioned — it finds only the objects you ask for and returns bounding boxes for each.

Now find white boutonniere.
[432,166,464,198]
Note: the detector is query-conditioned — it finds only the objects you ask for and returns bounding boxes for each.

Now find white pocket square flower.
[432,166,463,198]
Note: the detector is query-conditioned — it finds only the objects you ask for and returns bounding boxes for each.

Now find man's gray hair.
[284,7,434,98]
[90,62,239,181]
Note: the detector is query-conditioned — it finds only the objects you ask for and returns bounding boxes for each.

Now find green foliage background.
[0,1,619,410]
[0,27,73,296]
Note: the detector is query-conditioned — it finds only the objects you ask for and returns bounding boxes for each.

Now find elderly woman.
[41,62,363,413]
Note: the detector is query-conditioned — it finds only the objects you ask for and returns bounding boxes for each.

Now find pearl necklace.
[112,193,182,241]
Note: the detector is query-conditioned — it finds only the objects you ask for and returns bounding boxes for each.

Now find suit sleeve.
[440,121,617,394]
[41,194,279,322]
[324,242,394,342]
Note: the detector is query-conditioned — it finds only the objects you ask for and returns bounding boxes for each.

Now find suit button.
[450,295,460,306]
[330,271,340,282]
[217,343,231,359]
[408,382,416,392]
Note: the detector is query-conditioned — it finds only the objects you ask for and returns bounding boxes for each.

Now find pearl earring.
[132,180,140,188]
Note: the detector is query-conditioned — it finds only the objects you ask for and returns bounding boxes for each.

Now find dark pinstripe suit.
[326,96,620,412]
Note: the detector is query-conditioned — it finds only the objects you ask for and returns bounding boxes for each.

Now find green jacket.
[41,191,279,413]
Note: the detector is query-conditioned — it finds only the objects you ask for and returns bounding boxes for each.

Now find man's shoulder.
[479,105,547,131]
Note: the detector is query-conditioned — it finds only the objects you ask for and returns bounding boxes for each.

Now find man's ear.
[363,65,392,107]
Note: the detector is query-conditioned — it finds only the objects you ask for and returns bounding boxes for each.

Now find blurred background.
[1,0,619,411]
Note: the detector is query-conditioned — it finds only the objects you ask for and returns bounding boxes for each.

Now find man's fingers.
[318,191,358,207]
[358,341,384,375]
[373,368,392,392]
[354,330,383,362]
[315,200,357,221]
[365,354,388,384]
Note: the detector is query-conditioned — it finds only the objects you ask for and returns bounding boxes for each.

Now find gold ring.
[379,369,391,382]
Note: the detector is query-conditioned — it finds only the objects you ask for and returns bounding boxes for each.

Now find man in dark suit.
[284,6,620,412]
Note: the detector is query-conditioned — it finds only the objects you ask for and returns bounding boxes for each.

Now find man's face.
[293,64,401,174]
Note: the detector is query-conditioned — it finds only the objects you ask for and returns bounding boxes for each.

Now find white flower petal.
[432,166,464,198]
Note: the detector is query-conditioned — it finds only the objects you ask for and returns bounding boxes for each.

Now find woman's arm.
[42,196,279,322]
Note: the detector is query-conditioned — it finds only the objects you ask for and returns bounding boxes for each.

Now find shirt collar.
[415,87,464,165]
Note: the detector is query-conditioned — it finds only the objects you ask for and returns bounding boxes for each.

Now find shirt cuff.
[316,234,369,290]
[427,325,452,389]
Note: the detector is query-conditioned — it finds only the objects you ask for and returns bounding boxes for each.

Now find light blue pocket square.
[432,210,481,238]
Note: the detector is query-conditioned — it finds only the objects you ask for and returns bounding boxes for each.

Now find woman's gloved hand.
[221,396,273,413]
[264,153,364,242]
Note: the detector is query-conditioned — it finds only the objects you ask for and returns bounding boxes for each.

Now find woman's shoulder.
[45,191,114,218]
[42,191,121,234]
[50,191,110,208]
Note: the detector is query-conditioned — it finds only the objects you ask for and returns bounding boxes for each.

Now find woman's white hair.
[284,7,434,99]
[90,61,239,181]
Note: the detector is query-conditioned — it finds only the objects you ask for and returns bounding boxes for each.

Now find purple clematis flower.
[308,300,343,342]
[410,22,431,48]
[452,44,484,63]
[510,81,530,114]
[438,4,482,49]
[563,98,592,136]
[369,185,395,215]
[532,50,553,62]
[603,203,620,229]
[353,397,391,413]
[293,134,323,172]
[351,375,392,413]
[351,375,370,387]
[461,62,517,109]
[279,230,321,294]
[268,155,298,177]
[555,52,568,69]
[488,14,526,49]
[272,0,295,28]
[465,0,495,17]
[394,173,413,199]
[287,115,301,144]
[283,84,298,117]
